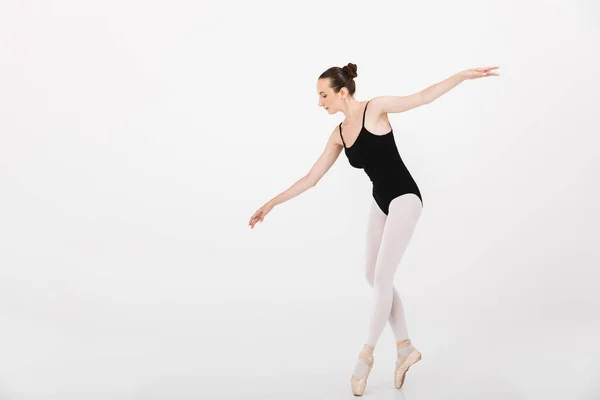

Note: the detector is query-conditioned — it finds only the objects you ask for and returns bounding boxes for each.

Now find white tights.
[364,193,422,346]
[353,193,422,379]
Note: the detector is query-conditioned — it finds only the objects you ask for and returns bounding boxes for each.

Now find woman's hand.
[248,201,275,229]
[459,66,500,80]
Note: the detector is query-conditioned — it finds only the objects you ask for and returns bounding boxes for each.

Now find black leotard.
[339,100,423,215]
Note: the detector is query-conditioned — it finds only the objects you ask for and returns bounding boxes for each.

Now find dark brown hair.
[319,63,358,96]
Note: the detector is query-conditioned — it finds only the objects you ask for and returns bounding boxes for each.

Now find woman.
[248,63,499,396]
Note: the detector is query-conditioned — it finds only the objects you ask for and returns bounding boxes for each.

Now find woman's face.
[317,78,342,114]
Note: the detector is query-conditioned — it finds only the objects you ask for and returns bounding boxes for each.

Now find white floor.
[200,299,600,400]
[1,294,598,400]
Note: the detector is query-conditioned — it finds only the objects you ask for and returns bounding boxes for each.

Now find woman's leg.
[353,195,421,380]
[365,193,422,348]
[353,198,386,380]
[364,198,410,341]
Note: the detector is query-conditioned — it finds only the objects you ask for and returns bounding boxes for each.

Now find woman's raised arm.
[372,66,499,114]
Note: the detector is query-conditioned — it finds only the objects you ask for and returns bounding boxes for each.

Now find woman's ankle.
[361,344,375,357]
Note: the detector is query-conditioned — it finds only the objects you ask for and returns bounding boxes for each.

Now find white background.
[1,1,599,399]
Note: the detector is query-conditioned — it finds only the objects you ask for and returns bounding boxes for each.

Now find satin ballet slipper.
[394,339,421,389]
[351,344,375,396]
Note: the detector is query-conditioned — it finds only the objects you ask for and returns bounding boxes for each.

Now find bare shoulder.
[368,93,427,114]
[367,97,387,118]
[367,97,392,130]
[330,123,344,147]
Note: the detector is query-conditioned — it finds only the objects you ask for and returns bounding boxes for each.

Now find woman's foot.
[394,339,421,389]
[351,344,375,396]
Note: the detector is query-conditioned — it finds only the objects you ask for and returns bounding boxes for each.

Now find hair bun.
[343,63,358,79]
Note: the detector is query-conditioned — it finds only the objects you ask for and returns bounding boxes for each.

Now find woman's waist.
[364,167,416,183]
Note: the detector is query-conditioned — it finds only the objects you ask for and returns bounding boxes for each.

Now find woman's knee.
[372,276,393,292]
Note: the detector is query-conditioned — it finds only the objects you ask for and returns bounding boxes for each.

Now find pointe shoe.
[350,344,375,396]
[394,339,421,389]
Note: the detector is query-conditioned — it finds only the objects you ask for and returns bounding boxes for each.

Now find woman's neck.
[343,99,365,122]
